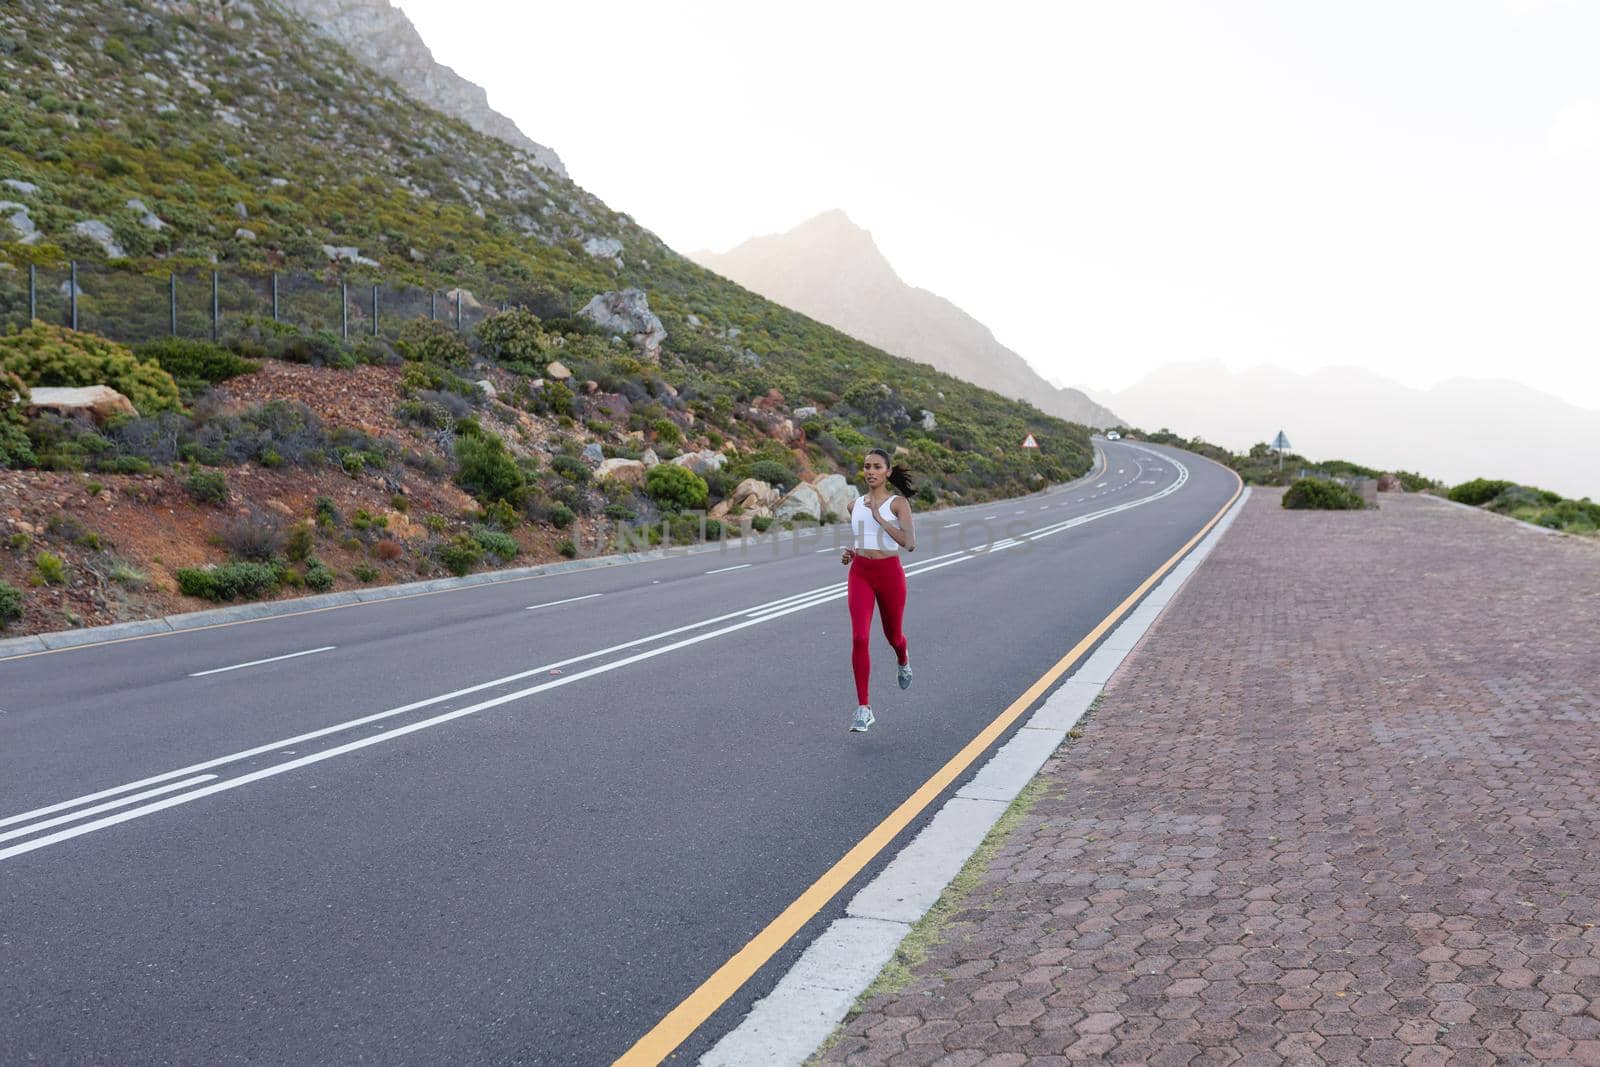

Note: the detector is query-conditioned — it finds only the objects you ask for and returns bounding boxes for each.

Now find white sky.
[398,0,1600,408]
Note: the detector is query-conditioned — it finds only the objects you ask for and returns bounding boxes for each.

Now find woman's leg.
[847,560,876,705]
[875,559,909,666]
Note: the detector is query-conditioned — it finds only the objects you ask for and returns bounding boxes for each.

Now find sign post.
[1271,430,1292,472]
[1022,433,1039,450]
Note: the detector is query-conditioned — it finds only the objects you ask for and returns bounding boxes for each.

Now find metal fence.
[0,262,513,346]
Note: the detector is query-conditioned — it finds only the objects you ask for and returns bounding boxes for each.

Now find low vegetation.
[1282,477,1366,511]
[1448,478,1600,535]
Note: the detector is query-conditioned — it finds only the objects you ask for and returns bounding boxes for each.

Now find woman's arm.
[871,497,916,552]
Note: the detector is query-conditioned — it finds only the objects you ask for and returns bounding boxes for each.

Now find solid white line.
[0,775,218,844]
[0,450,1192,862]
[524,593,603,611]
[706,564,752,574]
[188,646,336,678]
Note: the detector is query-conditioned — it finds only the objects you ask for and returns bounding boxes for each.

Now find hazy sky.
[398,0,1600,408]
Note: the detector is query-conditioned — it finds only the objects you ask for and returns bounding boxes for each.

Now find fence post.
[340,281,348,340]
[454,288,461,333]
[69,261,78,330]
[371,283,378,337]
[271,271,279,322]
[27,263,35,322]
[169,273,177,336]
[210,270,219,342]
[430,290,436,322]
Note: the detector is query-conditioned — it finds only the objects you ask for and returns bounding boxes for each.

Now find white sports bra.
[851,494,903,553]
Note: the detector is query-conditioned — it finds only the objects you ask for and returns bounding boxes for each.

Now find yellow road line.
[615,462,1245,1065]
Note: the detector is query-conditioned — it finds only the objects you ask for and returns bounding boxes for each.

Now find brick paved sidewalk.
[822,490,1600,1066]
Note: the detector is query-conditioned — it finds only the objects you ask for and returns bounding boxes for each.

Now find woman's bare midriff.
[854,549,898,559]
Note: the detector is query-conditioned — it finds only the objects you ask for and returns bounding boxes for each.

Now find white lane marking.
[814,546,838,553]
[1095,482,1108,488]
[188,646,337,678]
[942,523,961,528]
[983,514,998,520]
[0,775,218,843]
[0,448,1191,863]
[525,593,603,611]
[706,564,752,575]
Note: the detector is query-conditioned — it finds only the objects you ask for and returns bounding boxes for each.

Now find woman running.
[839,448,917,733]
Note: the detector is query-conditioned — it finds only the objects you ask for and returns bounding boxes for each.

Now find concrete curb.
[0,453,1116,663]
[699,486,1253,1067]
[1423,493,1564,536]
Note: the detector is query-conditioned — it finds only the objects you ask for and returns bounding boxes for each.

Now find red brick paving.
[822,490,1600,1065]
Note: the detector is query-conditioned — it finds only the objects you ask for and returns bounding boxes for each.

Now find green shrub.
[395,318,472,367]
[557,539,577,559]
[455,431,526,503]
[551,454,590,484]
[423,513,448,533]
[470,525,518,560]
[176,560,281,601]
[748,459,793,486]
[315,496,341,529]
[438,534,483,576]
[0,322,181,414]
[390,494,409,513]
[475,308,553,363]
[303,557,335,591]
[547,502,575,529]
[184,466,229,505]
[751,515,774,532]
[32,551,66,585]
[1282,478,1365,511]
[1448,478,1515,507]
[133,337,259,393]
[353,562,380,582]
[650,418,683,445]
[0,579,23,626]
[1,369,32,469]
[646,463,709,512]
[475,498,520,530]
[284,521,314,562]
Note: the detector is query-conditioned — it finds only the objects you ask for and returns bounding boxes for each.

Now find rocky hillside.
[0,0,1099,639]
[275,0,567,177]
[693,211,1122,429]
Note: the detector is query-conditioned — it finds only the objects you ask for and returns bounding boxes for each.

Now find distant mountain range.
[1088,361,1600,500]
[691,212,1121,428]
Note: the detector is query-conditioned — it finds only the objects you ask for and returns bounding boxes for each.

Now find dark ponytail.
[867,447,915,497]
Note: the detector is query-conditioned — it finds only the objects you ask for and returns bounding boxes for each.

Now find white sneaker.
[898,663,913,690]
[850,705,876,732]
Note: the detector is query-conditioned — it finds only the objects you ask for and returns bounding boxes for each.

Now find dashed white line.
[942,523,961,528]
[189,646,337,678]
[706,564,753,574]
[525,593,604,611]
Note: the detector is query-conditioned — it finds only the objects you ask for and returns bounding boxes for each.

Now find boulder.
[671,449,727,475]
[581,442,605,464]
[26,385,139,422]
[641,448,661,468]
[579,288,667,361]
[582,235,623,264]
[729,478,779,510]
[709,500,731,520]
[793,405,818,420]
[475,379,498,400]
[813,474,858,520]
[2,179,39,196]
[774,483,823,521]
[583,379,599,394]
[126,198,167,231]
[1377,473,1403,492]
[322,244,380,268]
[72,220,124,258]
[445,287,483,310]
[0,201,38,244]
[545,361,572,381]
[920,409,937,431]
[235,227,256,242]
[595,458,647,486]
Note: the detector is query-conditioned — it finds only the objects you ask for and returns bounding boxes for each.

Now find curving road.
[0,439,1239,1065]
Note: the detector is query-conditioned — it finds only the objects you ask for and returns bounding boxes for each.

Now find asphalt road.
[0,440,1239,1065]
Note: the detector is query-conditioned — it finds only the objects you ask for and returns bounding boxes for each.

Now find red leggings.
[848,554,909,706]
